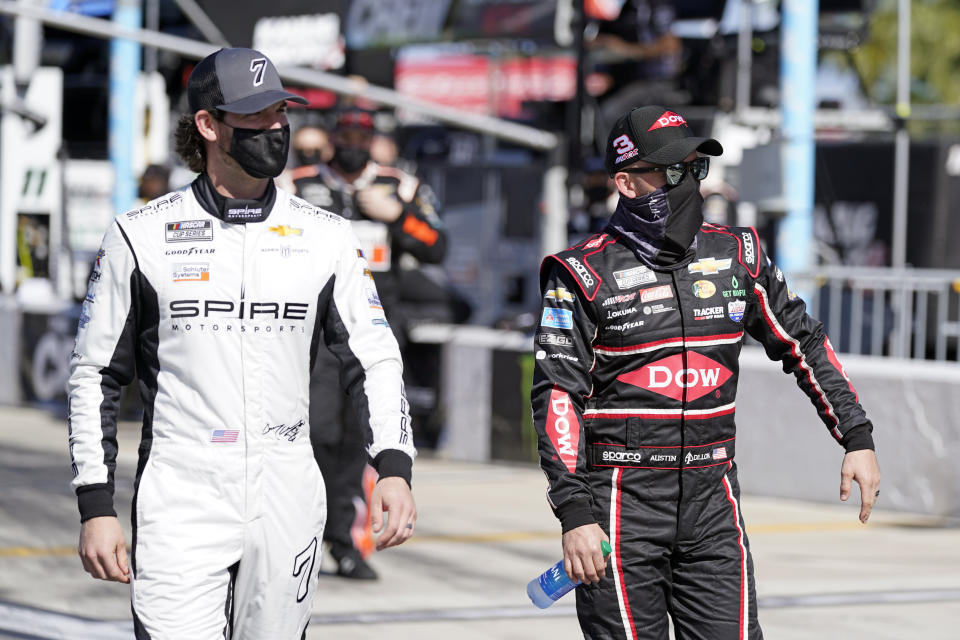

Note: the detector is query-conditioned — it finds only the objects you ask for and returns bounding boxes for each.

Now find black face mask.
[295,149,323,167]
[225,124,290,179]
[610,171,704,267]
[331,145,370,174]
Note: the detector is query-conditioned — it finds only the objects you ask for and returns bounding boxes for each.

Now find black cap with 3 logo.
[604,105,722,176]
[187,47,309,115]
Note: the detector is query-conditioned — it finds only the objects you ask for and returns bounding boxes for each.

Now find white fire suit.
[68,176,415,639]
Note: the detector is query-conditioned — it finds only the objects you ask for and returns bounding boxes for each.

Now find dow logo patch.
[617,352,732,401]
[647,111,688,131]
[546,388,580,473]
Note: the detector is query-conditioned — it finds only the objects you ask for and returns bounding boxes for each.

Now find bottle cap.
[601,540,612,557]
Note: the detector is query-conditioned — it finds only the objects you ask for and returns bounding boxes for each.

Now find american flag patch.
[712,447,727,460]
[211,430,239,443]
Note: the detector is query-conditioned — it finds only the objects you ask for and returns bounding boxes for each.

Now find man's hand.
[562,523,610,585]
[78,516,130,583]
[840,449,882,523]
[371,476,416,551]
[356,187,404,223]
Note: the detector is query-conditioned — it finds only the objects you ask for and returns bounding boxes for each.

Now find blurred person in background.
[136,164,171,203]
[277,124,335,193]
[364,122,471,327]
[68,48,416,637]
[531,105,881,639]
[569,156,619,241]
[370,130,400,168]
[293,124,335,167]
[290,108,446,579]
[587,0,687,147]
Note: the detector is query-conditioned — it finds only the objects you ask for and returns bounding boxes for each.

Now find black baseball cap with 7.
[604,105,723,176]
[187,47,309,115]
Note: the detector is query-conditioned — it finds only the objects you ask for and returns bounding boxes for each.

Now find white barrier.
[736,348,960,520]
[0,296,20,404]
[413,324,960,520]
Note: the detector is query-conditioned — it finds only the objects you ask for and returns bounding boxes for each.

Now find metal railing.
[790,266,960,361]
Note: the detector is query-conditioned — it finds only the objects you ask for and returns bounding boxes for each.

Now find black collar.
[191,173,276,224]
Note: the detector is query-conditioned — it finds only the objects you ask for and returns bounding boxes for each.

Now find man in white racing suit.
[67,47,417,639]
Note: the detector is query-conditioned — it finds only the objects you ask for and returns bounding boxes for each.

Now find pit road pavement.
[1,405,958,639]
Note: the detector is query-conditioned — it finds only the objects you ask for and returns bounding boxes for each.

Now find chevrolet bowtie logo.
[688,257,732,275]
[545,287,575,302]
[268,225,303,237]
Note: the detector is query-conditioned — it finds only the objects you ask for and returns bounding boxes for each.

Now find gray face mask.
[612,171,704,266]
[225,124,290,179]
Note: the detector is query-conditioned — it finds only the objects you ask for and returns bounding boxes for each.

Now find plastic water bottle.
[526,540,612,608]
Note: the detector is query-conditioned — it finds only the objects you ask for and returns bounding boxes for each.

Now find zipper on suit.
[671,269,688,522]
[239,223,249,518]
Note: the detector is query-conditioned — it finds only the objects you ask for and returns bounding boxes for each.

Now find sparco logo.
[684,451,711,464]
[547,388,580,473]
[742,232,755,265]
[565,257,594,287]
[170,299,309,319]
[602,450,642,463]
[617,352,732,402]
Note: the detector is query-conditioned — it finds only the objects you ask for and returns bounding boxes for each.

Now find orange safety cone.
[350,464,378,558]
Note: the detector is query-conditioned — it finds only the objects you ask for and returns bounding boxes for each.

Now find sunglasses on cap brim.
[620,157,710,186]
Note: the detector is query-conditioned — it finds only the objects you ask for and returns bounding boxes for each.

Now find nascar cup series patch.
[166,220,213,242]
[613,265,656,289]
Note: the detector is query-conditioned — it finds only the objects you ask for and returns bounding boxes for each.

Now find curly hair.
[173,110,223,173]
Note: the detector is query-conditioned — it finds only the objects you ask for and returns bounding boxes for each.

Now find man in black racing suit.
[531,105,881,639]
[291,109,446,579]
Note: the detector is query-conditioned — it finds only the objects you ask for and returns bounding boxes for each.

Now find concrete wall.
[0,297,21,404]
[425,321,960,520]
[735,347,960,520]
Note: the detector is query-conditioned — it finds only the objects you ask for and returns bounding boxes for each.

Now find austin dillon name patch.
[590,440,734,469]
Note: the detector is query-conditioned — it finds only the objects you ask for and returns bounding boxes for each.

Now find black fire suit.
[292,161,445,563]
[532,224,874,640]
